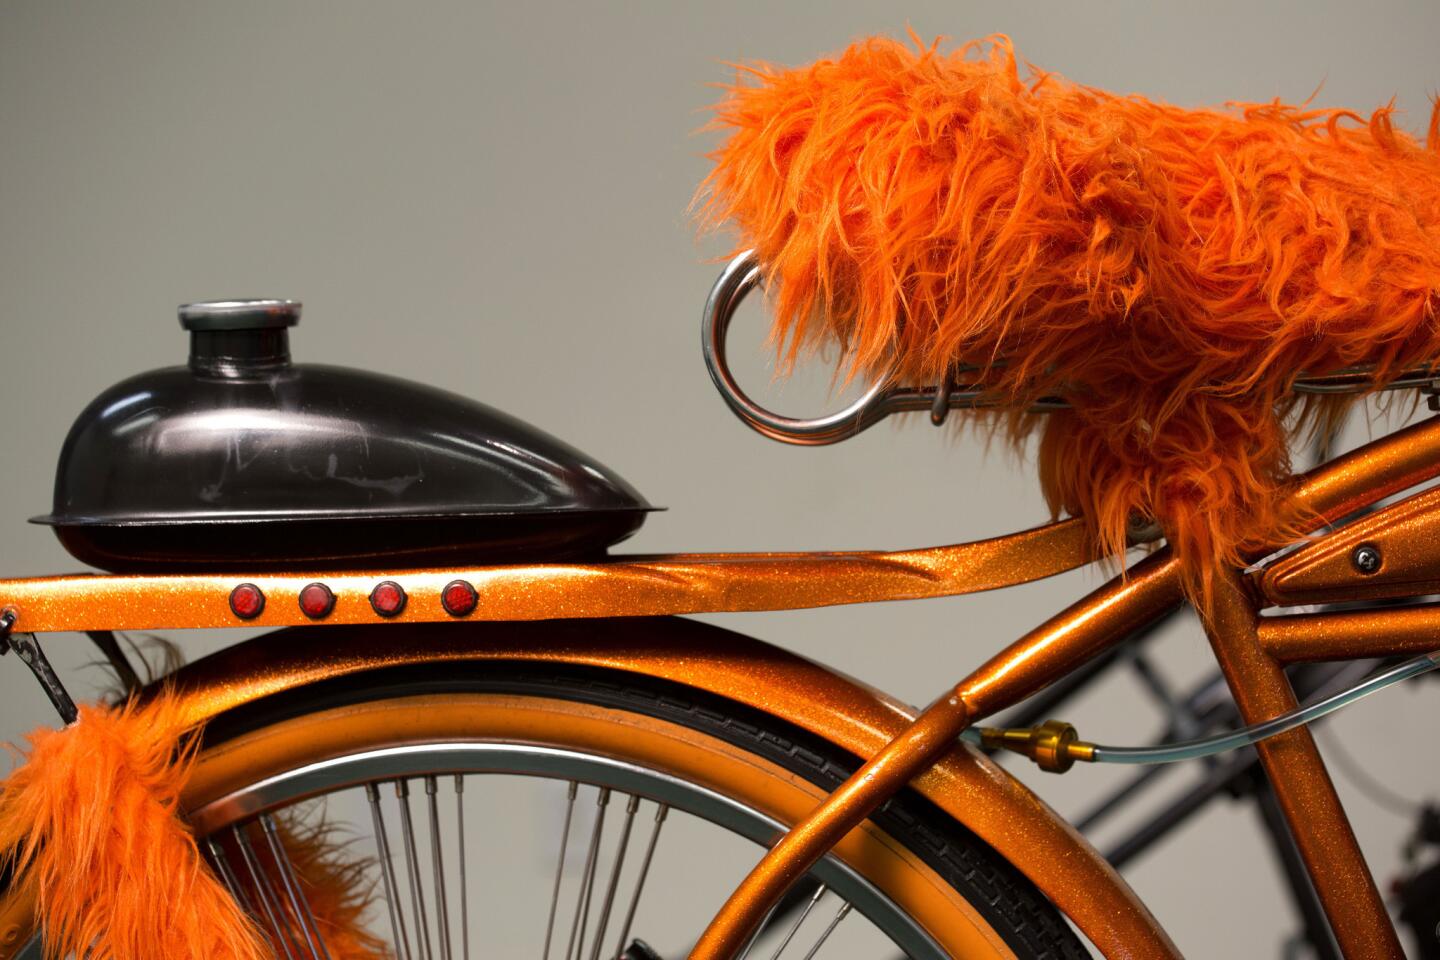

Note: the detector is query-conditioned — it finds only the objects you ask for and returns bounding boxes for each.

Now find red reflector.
[441,579,478,617]
[229,583,265,620]
[298,582,335,619]
[369,581,407,618]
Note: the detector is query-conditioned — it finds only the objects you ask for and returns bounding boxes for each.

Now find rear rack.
[703,250,1439,446]
[0,520,1091,634]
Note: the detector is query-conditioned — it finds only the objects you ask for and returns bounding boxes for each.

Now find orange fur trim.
[268,815,388,959]
[699,35,1440,603]
[0,698,266,959]
[0,696,389,958]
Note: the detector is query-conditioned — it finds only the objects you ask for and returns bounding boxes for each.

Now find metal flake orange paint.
[1205,569,1402,958]
[158,617,1180,960]
[5,414,1440,956]
[1262,484,1440,606]
[0,519,1089,634]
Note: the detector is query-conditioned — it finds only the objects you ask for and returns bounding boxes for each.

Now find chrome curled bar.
[702,250,893,446]
[701,250,1068,447]
[701,250,1439,446]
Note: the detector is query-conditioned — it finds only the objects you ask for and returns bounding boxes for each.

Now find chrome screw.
[1351,544,1382,575]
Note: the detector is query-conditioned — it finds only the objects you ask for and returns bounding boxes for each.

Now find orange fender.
[164,616,1179,959]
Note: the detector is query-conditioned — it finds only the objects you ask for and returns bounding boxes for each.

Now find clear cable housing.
[962,650,1440,765]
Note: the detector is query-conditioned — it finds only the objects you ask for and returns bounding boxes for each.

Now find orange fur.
[0,697,266,959]
[0,696,389,958]
[698,35,1440,603]
[269,815,388,959]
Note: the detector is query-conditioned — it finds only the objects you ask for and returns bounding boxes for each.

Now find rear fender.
[163,616,1178,960]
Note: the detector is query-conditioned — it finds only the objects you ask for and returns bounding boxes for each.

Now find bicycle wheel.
[21,661,1090,960]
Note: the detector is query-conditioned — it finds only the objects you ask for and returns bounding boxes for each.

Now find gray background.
[3,2,1439,956]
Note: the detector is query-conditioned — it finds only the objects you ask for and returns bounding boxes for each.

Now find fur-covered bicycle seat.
[699,35,1440,602]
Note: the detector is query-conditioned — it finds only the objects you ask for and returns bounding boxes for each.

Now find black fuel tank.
[33,300,654,572]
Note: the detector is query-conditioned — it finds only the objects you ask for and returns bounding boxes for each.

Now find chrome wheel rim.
[187,741,950,960]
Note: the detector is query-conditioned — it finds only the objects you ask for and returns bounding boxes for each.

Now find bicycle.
[2,32,1439,960]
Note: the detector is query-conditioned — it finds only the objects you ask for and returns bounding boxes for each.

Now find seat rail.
[704,250,1439,447]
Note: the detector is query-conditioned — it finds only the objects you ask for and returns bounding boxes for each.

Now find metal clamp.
[0,609,78,725]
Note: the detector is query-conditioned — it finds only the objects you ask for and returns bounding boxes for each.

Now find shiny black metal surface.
[35,301,653,571]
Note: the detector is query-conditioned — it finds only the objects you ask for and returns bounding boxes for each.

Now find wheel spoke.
[736,900,784,960]
[398,779,436,960]
[613,805,668,960]
[567,787,611,960]
[261,814,332,960]
[799,901,851,960]
[232,824,300,960]
[612,802,667,960]
[206,831,272,952]
[425,776,455,960]
[366,782,413,960]
[768,883,826,960]
[205,838,252,914]
[544,781,580,960]
[587,794,639,960]
[454,775,469,960]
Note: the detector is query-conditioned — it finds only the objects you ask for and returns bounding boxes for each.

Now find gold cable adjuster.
[978,719,1097,773]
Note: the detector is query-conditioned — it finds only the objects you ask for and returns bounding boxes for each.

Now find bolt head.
[1351,544,1382,575]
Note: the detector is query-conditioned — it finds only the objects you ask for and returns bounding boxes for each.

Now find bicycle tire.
[189,659,1090,960]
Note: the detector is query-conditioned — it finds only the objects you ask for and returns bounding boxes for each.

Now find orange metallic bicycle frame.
[0,519,1089,634]
[692,412,1440,959]
[7,414,1440,957]
[143,616,1181,960]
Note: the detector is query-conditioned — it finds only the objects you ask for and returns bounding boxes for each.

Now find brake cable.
[964,649,1440,772]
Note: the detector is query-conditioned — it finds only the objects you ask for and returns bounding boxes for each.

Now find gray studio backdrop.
[3,2,1439,956]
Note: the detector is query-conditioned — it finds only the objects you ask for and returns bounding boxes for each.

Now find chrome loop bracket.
[701,250,894,447]
[700,250,1067,447]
